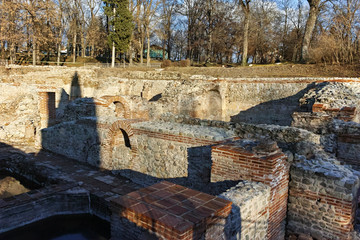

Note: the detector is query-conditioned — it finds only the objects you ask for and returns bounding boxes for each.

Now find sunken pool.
[0,214,111,240]
[0,170,41,198]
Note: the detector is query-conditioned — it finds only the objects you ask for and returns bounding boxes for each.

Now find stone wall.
[115,121,235,192]
[219,181,270,240]
[41,118,236,192]
[331,120,360,169]
[41,118,101,165]
[288,159,360,239]
[210,139,289,240]
[2,67,360,239]
[2,67,360,134]
[0,83,40,145]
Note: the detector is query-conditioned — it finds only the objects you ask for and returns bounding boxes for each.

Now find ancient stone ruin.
[0,66,360,239]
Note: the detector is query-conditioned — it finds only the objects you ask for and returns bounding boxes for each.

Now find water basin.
[0,214,110,240]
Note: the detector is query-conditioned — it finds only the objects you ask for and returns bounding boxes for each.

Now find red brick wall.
[288,166,359,240]
[110,181,232,240]
[312,103,357,122]
[210,141,289,240]
[38,92,56,128]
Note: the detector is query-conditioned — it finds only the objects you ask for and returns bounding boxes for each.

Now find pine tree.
[103,0,133,54]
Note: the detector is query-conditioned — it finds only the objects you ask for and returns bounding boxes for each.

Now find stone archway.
[100,96,131,119]
[113,101,126,118]
[102,120,138,170]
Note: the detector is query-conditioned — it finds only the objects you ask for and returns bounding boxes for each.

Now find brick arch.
[102,120,138,169]
[108,120,137,151]
[101,95,131,119]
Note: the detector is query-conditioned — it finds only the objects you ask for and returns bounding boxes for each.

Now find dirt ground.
[163,63,360,78]
[99,63,360,78]
[1,63,359,78]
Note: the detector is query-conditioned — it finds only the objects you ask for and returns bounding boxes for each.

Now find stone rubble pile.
[300,82,360,110]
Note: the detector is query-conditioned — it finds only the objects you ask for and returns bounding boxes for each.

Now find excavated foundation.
[1,67,360,240]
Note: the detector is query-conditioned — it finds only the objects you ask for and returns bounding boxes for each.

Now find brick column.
[288,164,359,239]
[210,139,289,240]
[38,92,56,129]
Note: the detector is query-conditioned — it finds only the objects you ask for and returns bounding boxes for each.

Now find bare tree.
[0,1,22,64]
[141,0,160,66]
[54,0,68,66]
[158,0,176,60]
[331,0,360,63]
[177,0,203,61]
[301,0,327,62]
[86,0,102,57]
[239,0,251,66]
[22,0,57,66]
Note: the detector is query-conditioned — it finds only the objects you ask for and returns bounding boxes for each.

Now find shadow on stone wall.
[1,71,243,239]
[70,71,82,101]
[40,72,101,169]
[111,145,238,196]
[230,82,325,126]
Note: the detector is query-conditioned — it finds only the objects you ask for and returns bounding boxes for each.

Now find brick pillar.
[210,139,289,240]
[288,164,359,239]
[39,92,56,129]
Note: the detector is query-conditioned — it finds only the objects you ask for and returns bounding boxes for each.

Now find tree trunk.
[206,33,212,63]
[57,28,62,66]
[10,42,14,65]
[146,29,151,67]
[82,29,86,57]
[129,32,134,65]
[129,46,133,65]
[140,36,144,64]
[111,7,116,68]
[91,44,95,57]
[292,45,298,62]
[301,0,320,63]
[33,39,36,66]
[73,32,77,63]
[14,46,17,63]
[57,43,61,66]
[0,41,4,59]
[167,34,171,60]
[187,24,192,60]
[111,41,115,68]
[241,9,250,66]
[162,40,166,60]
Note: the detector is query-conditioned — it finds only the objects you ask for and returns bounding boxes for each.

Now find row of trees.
[0,0,359,66]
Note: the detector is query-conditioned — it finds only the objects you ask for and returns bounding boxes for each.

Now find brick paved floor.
[0,143,141,205]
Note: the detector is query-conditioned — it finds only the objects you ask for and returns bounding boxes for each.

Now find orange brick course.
[289,187,356,239]
[312,103,357,122]
[38,92,56,128]
[111,181,232,239]
[132,129,225,146]
[210,141,289,240]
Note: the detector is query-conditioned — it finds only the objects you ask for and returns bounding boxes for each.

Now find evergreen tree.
[103,0,133,53]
